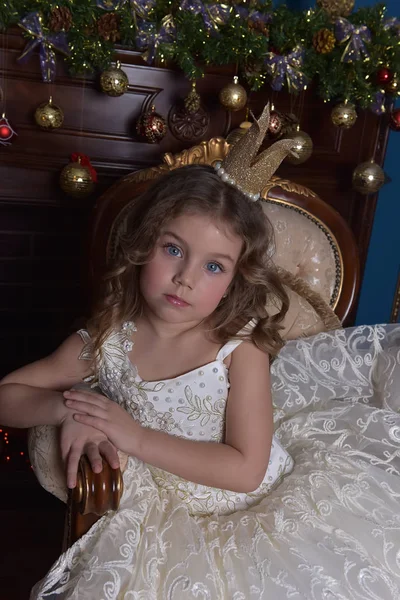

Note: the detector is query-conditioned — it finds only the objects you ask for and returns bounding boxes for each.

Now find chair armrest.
[63,456,124,549]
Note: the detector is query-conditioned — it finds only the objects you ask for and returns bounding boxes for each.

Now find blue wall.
[276,0,400,324]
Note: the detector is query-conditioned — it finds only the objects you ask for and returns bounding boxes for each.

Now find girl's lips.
[165,294,190,307]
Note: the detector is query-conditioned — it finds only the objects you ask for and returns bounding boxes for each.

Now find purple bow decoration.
[264,46,307,92]
[96,0,127,9]
[179,0,231,32]
[370,90,386,115]
[383,17,400,36]
[18,12,70,83]
[136,14,176,64]
[235,7,272,23]
[335,18,371,63]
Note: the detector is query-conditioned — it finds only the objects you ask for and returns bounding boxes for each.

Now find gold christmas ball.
[34,96,64,130]
[352,160,385,194]
[317,0,354,20]
[219,76,247,112]
[226,120,252,145]
[386,74,400,96]
[331,101,357,129]
[285,129,313,164]
[60,161,94,198]
[100,61,129,97]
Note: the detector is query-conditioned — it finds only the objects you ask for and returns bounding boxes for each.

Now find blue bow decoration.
[264,46,307,92]
[136,14,176,64]
[179,0,231,32]
[335,18,371,63]
[18,12,70,83]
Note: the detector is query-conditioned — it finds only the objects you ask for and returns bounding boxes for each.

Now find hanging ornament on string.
[386,74,400,96]
[100,61,129,97]
[284,127,313,164]
[219,77,247,112]
[352,159,385,194]
[184,81,201,114]
[0,113,17,146]
[389,108,400,132]
[317,0,355,20]
[268,106,283,138]
[136,105,167,143]
[376,67,393,86]
[34,96,64,130]
[60,153,97,198]
[331,100,357,129]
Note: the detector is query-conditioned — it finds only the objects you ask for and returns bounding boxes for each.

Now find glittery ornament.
[219,77,247,112]
[60,154,96,198]
[268,110,283,137]
[184,81,201,114]
[331,101,357,129]
[285,128,313,164]
[376,67,393,86]
[352,159,385,194]
[136,105,167,143]
[100,61,129,97]
[34,96,64,130]
[313,28,336,53]
[317,0,354,20]
[389,108,400,132]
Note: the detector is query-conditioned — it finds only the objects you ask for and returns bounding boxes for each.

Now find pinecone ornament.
[49,6,73,32]
[317,0,354,20]
[248,17,269,37]
[97,13,120,43]
[184,82,201,114]
[313,28,336,54]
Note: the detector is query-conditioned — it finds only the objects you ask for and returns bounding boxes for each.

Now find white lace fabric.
[31,324,400,600]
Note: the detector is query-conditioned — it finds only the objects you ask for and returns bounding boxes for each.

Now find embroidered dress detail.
[31,323,400,600]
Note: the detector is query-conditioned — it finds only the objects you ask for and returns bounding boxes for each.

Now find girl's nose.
[173,264,195,289]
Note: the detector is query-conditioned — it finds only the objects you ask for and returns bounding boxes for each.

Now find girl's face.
[140,212,243,325]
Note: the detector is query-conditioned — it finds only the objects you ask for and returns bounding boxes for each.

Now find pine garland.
[1,0,399,111]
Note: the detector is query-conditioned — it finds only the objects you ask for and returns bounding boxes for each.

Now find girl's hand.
[60,413,120,489]
[63,389,140,456]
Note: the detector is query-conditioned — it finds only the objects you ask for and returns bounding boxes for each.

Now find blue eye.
[206,262,223,273]
[164,243,182,257]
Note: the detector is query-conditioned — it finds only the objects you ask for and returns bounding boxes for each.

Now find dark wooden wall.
[0,28,390,377]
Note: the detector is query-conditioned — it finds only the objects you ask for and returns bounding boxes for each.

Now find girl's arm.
[0,334,89,427]
[67,341,273,493]
[0,335,120,488]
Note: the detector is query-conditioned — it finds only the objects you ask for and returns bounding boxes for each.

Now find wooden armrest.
[63,456,124,549]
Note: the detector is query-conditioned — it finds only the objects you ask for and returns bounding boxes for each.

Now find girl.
[2,109,400,598]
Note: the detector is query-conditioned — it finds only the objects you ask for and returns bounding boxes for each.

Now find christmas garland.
[1,1,400,112]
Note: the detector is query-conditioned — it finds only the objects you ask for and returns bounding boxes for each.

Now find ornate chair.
[28,137,360,549]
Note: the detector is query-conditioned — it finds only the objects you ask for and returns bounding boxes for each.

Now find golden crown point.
[215,104,297,201]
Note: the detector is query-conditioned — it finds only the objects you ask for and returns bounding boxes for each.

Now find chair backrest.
[89,138,360,329]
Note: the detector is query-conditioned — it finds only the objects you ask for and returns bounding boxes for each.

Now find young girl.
[2,108,400,599]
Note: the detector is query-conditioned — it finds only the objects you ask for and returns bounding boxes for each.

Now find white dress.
[31,323,400,599]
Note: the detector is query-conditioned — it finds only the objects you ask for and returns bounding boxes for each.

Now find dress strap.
[216,339,243,362]
[215,320,257,362]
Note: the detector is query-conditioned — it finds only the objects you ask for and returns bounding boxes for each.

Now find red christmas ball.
[0,116,17,145]
[376,67,393,85]
[389,107,400,131]
[0,125,11,138]
[268,110,283,137]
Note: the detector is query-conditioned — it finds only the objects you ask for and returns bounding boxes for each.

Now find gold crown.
[215,104,296,201]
